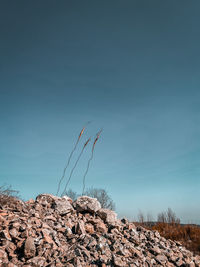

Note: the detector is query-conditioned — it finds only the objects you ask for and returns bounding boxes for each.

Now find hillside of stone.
[0,194,199,267]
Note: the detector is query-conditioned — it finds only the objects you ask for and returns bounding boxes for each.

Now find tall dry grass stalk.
[82,129,102,195]
[56,123,90,196]
[61,137,91,196]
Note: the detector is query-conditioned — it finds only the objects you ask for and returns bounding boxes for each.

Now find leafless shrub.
[137,211,145,224]
[0,185,20,208]
[64,187,115,210]
[84,187,115,210]
[157,211,167,223]
[65,188,78,201]
[157,208,180,224]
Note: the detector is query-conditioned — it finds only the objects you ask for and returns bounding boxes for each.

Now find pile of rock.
[0,194,199,266]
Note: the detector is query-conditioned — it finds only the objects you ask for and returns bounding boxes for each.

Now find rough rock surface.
[98,208,117,226]
[74,196,101,213]
[0,194,199,266]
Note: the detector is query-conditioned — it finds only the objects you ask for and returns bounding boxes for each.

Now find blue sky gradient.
[0,0,200,223]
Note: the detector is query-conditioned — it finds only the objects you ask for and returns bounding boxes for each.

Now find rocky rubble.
[0,194,199,267]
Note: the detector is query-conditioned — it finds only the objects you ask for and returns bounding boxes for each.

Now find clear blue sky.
[0,0,200,224]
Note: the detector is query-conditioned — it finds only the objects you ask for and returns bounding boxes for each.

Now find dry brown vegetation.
[136,208,200,256]
[151,222,200,256]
